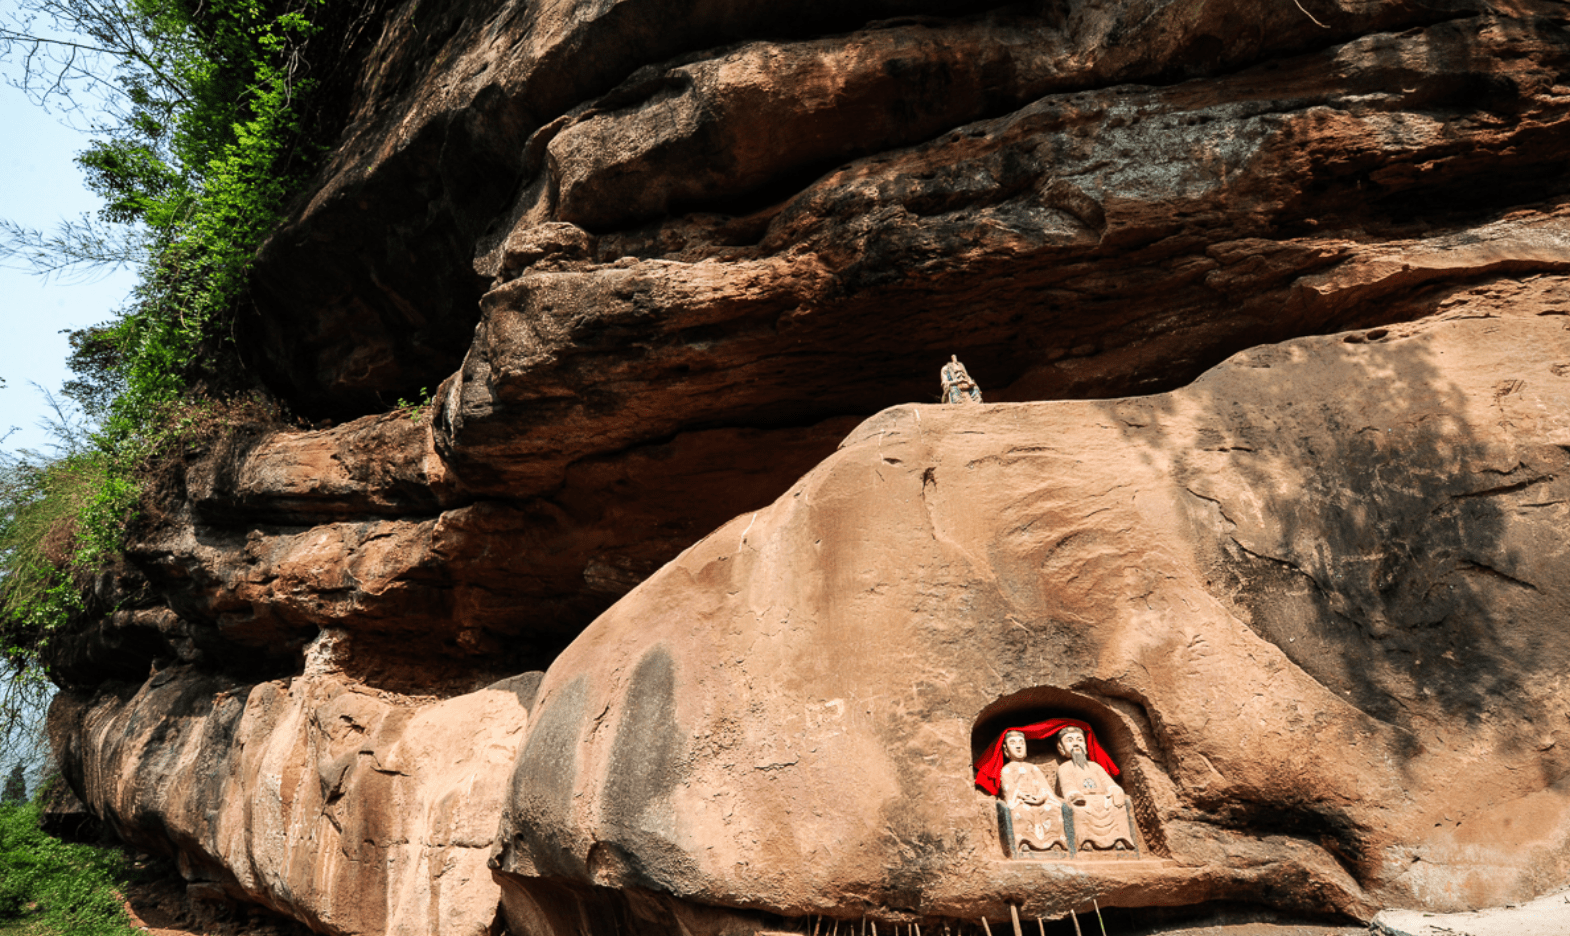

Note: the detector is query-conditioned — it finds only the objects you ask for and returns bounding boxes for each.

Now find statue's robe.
[1056,760,1136,851]
[1001,761,1068,855]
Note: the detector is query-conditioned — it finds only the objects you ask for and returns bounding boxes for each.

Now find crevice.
[1175,804,1368,883]
[1185,487,1241,529]
[1451,474,1555,501]
[1455,559,1539,592]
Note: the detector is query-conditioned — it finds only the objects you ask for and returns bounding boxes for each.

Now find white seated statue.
[940,355,983,404]
[999,730,1069,856]
[1054,726,1136,852]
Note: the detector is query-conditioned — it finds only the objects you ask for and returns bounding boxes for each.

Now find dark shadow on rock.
[1116,316,1569,759]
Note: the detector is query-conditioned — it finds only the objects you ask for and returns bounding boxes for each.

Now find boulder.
[49,654,539,936]
[493,301,1570,930]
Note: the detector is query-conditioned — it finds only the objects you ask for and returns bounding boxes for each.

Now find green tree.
[1,764,23,805]
[0,0,345,668]
[1,0,331,408]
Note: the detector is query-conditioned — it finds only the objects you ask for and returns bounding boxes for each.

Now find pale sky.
[0,84,137,455]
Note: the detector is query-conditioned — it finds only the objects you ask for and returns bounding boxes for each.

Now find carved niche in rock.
[975,718,1140,859]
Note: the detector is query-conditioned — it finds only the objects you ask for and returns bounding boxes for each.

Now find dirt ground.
[1370,887,1570,936]
[117,870,1570,936]
[121,873,314,936]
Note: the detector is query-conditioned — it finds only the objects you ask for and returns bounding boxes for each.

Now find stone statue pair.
[998,726,1137,858]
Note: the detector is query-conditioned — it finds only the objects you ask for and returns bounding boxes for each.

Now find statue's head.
[1057,727,1089,768]
[1003,730,1028,762]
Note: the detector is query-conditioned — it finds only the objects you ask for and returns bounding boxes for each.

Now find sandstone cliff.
[45,0,1570,933]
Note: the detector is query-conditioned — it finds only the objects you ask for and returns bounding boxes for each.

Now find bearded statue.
[1055,726,1136,852]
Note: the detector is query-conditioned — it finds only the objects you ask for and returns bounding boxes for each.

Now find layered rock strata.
[54,299,1570,933]
[42,0,1570,932]
[97,0,1570,679]
[50,653,539,935]
[246,0,1562,416]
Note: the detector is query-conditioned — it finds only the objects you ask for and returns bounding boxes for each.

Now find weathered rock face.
[246,0,1570,419]
[105,0,1570,680]
[100,413,862,685]
[42,0,1570,931]
[487,303,1570,930]
[54,298,1570,934]
[49,651,539,936]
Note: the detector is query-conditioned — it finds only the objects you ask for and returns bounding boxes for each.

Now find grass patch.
[0,802,139,936]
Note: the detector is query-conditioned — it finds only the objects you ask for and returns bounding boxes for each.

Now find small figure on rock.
[999,730,1069,856]
[940,355,982,404]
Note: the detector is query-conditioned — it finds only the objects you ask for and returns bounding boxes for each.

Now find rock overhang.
[98,4,1570,685]
[49,292,1570,935]
[38,0,1570,931]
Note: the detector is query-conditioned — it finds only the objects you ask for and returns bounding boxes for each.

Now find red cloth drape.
[972,718,1118,796]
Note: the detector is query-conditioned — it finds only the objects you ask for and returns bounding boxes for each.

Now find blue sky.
[0,84,137,455]
[0,83,131,773]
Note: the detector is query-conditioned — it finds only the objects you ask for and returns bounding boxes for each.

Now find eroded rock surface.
[55,300,1570,935]
[42,0,1570,931]
[493,303,1570,930]
[49,651,539,936]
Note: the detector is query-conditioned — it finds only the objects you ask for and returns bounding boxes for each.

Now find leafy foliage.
[59,328,125,421]
[395,387,432,423]
[0,394,110,660]
[53,0,332,434]
[1,0,347,417]
[0,451,97,639]
[0,802,139,936]
[1,766,23,805]
[0,0,360,666]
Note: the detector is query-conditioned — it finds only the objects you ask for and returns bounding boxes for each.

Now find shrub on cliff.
[0,395,129,684]
[0,0,344,422]
[0,0,381,662]
[0,392,282,685]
